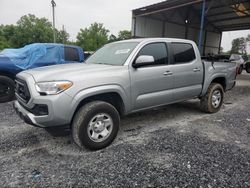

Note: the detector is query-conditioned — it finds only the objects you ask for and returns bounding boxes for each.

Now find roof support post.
[198,0,206,53]
[202,30,207,55]
[218,32,222,54]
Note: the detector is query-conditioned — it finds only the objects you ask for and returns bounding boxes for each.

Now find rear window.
[64,47,80,62]
[172,43,196,64]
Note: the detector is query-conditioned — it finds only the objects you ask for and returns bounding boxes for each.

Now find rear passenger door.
[170,42,203,101]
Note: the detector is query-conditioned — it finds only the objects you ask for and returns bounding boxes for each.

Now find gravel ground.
[0,73,250,188]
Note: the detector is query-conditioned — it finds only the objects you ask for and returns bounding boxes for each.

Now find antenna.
[51,0,56,43]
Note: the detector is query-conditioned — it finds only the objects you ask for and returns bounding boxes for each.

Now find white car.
[230,54,245,74]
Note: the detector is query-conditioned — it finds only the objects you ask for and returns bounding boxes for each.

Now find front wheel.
[71,101,120,150]
[0,76,15,103]
[200,83,224,113]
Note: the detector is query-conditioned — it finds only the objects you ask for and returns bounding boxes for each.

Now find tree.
[56,29,70,44]
[231,37,246,54]
[11,14,54,47]
[118,30,132,40]
[0,36,10,50]
[0,14,71,50]
[0,24,17,49]
[76,23,109,51]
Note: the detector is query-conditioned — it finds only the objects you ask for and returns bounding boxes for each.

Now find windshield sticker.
[115,49,131,55]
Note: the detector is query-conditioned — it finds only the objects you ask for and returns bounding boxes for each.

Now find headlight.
[35,81,73,95]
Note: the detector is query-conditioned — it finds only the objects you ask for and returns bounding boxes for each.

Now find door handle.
[193,68,201,72]
[163,71,173,76]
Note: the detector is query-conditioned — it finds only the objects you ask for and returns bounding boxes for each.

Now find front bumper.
[14,72,77,128]
[14,101,43,127]
[14,99,72,128]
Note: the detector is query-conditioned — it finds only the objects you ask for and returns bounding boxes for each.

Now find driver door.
[129,42,174,111]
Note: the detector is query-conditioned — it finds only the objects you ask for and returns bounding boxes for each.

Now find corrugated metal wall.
[132,16,222,55]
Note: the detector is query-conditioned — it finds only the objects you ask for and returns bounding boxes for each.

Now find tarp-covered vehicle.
[0,43,84,103]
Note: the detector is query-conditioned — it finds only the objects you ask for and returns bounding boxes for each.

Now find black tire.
[200,83,224,113]
[71,101,120,150]
[238,65,243,74]
[246,63,250,73]
[0,76,15,103]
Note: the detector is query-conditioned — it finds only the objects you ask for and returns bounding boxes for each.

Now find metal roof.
[133,0,250,32]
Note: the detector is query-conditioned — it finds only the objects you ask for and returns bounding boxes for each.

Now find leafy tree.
[0,36,10,50]
[231,37,246,54]
[0,14,70,49]
[12,14,54,47]
[118,30,132,40]
[0,24,17,49]
[56,29,70,44]
[76,23,109,51]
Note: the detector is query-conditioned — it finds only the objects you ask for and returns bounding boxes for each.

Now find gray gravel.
[0,73,250,187]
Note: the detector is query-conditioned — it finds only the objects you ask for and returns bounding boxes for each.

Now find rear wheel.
[71,101,120,150]
[200,83,224,113]
[0,76,15,103]
[246,63,250,73]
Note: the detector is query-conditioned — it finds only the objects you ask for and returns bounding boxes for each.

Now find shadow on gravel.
[0,130,43,153]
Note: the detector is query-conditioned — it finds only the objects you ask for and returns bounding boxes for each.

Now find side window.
[64,47,80,62]
[137,43,168,65]
[172,43,196,64]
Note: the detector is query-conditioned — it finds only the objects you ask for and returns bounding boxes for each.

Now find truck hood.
[21,63,126,82]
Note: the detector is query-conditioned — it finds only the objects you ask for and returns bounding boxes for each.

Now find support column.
[218,32,222,54]
[202,30,207,56]
[198,0,206,53]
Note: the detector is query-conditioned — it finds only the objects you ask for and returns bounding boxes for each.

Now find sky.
[0,0,250,52]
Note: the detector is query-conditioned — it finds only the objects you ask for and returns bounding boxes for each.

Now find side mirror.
[133,55,155,68]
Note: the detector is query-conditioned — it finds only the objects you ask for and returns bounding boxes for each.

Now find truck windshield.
[85,42,139,66]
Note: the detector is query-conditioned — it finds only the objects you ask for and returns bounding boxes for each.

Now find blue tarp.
[0,43,65,69]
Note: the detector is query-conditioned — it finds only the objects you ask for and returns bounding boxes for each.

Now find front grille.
[15,79,31,103]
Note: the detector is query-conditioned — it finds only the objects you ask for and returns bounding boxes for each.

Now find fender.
[68,84,131,120]
[200,73,227,96]
[0,70,16,79]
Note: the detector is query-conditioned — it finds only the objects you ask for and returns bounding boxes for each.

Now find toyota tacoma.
[14,38,237,150]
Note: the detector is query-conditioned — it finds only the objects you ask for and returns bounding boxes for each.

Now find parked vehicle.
[245,61,250,73]
[0,43,84,103]
[230,54,245,74]
[14,38,237,150]
[84,51,94,59]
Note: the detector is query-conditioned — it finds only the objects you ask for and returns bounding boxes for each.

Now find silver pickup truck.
[14,38,237,150]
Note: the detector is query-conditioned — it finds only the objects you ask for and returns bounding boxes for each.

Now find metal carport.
[132,0,250,55]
